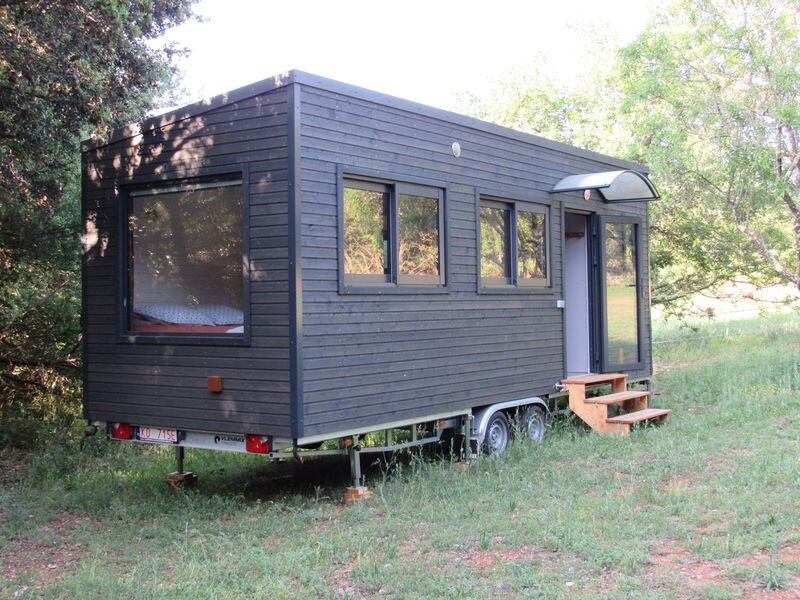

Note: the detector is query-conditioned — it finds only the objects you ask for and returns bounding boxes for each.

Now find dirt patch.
[1,511,87,586]
[441,539,557,573]
[650,539,729,587]
[328,563,360,599]
[327,560,391,599]
[647,538,800,598]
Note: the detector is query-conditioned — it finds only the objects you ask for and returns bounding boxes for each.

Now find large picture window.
[127,178,245,334]
[343,177,444,289]
[479,198,549,290]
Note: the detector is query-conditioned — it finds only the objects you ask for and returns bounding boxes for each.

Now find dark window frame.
[477,193,551,294]
[515,205,549,288]
[116,167,251,346]
[598,215,645,373]
[338,167,447,295]
[478,200,513,287]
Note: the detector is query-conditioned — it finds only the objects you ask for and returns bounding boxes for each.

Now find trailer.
[81,71,666,492]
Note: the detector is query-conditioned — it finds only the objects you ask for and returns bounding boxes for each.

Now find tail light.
[246,434,271,454]
[110,422,133,440]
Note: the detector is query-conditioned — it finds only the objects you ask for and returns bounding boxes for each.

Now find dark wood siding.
[297,83,652,437]
[82,88,293,436]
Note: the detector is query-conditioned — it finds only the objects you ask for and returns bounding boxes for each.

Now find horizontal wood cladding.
[299,84,584,436]
[82,87,293,437]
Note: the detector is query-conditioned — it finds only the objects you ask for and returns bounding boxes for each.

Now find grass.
[2,312,800,598]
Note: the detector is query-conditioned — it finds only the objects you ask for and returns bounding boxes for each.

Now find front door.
[564,212,592,375]
[597,216,644,373]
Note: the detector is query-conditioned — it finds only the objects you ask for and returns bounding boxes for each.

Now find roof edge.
[81,69,646,173]
[80,70,298,153]
[290,71,646,173]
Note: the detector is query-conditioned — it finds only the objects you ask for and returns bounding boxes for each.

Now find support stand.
[167,446,197,489]
[453,414,473,472]
[343,435,371,503]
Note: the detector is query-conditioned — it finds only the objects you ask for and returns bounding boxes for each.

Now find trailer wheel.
[519,405,546,444]
[483,411,510,455]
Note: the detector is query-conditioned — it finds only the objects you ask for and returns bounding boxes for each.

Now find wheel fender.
[472,397,548,446]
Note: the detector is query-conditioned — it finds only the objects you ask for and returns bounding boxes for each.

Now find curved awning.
[551,170,660,202]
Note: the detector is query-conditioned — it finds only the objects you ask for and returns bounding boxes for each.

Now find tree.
[461,0,800,312]
[0,0,196,444]
[618,0,800,304]
[456,64,613,153]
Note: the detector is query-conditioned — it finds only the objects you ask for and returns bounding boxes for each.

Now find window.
[479,198,549,289]
[602,220,641,368]
[127,178,245,335]
[479,204,511,285]
[516,208,548,286]
[343,181,391,282]
[343,177,444,288]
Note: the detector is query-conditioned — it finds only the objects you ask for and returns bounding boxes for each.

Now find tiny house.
[81,71,665,484]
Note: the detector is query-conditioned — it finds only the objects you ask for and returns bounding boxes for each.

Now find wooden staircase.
[561,373,671,435]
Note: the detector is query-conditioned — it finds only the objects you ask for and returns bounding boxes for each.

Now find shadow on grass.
[159,445,451,504]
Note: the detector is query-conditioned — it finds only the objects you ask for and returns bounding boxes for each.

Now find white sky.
[159,0,658,112]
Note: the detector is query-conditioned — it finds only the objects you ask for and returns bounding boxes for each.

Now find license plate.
[136,426,179,444]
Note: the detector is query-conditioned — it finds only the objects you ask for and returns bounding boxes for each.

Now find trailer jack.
[343,435,372,503]
[167,446,197,489]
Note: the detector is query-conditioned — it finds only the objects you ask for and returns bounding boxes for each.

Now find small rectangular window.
[516,208,548,286]
[479,197,549,290]
[342,176,444,289]
[343,182,391,283]
[398,193,440,284]
[128,179,244,334]
[479,204,511,285]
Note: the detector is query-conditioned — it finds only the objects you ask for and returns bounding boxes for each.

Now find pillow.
[134,303,215,326]
[201,304,244,325]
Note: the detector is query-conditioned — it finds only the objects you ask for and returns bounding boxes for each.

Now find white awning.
[551,170,659,202]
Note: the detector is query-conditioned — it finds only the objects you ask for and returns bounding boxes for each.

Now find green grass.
[2,313,800,598]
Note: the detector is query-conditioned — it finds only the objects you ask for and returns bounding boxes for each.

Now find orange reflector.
[207,376,223,393]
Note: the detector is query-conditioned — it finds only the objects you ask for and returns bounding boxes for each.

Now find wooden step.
[562,373,627,386]
[584,390,649,405]
[606,408,671,425]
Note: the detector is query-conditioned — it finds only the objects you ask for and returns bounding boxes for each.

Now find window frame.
[477,193,552,294]
[598,215,646,373]
[340,179,393,287]
[515,204,550,288]
[117,169,251,346]
[338,168,447,295]
[478,200,513,287]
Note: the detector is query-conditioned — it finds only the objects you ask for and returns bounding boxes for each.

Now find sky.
[158,0,659,113]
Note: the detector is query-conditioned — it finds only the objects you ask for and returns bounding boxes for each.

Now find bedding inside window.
[128,179,244,334]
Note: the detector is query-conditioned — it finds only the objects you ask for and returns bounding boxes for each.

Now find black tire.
[483,411,510,455]
[519,405,547,444]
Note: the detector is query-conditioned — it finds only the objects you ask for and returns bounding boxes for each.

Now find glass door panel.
[601,219,642,371]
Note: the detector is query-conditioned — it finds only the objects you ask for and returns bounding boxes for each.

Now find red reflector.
[110,422,133,440]
[246,434,270,454]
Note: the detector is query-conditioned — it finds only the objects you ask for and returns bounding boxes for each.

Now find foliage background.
[461,0,800,315]
[0,0,197,445]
